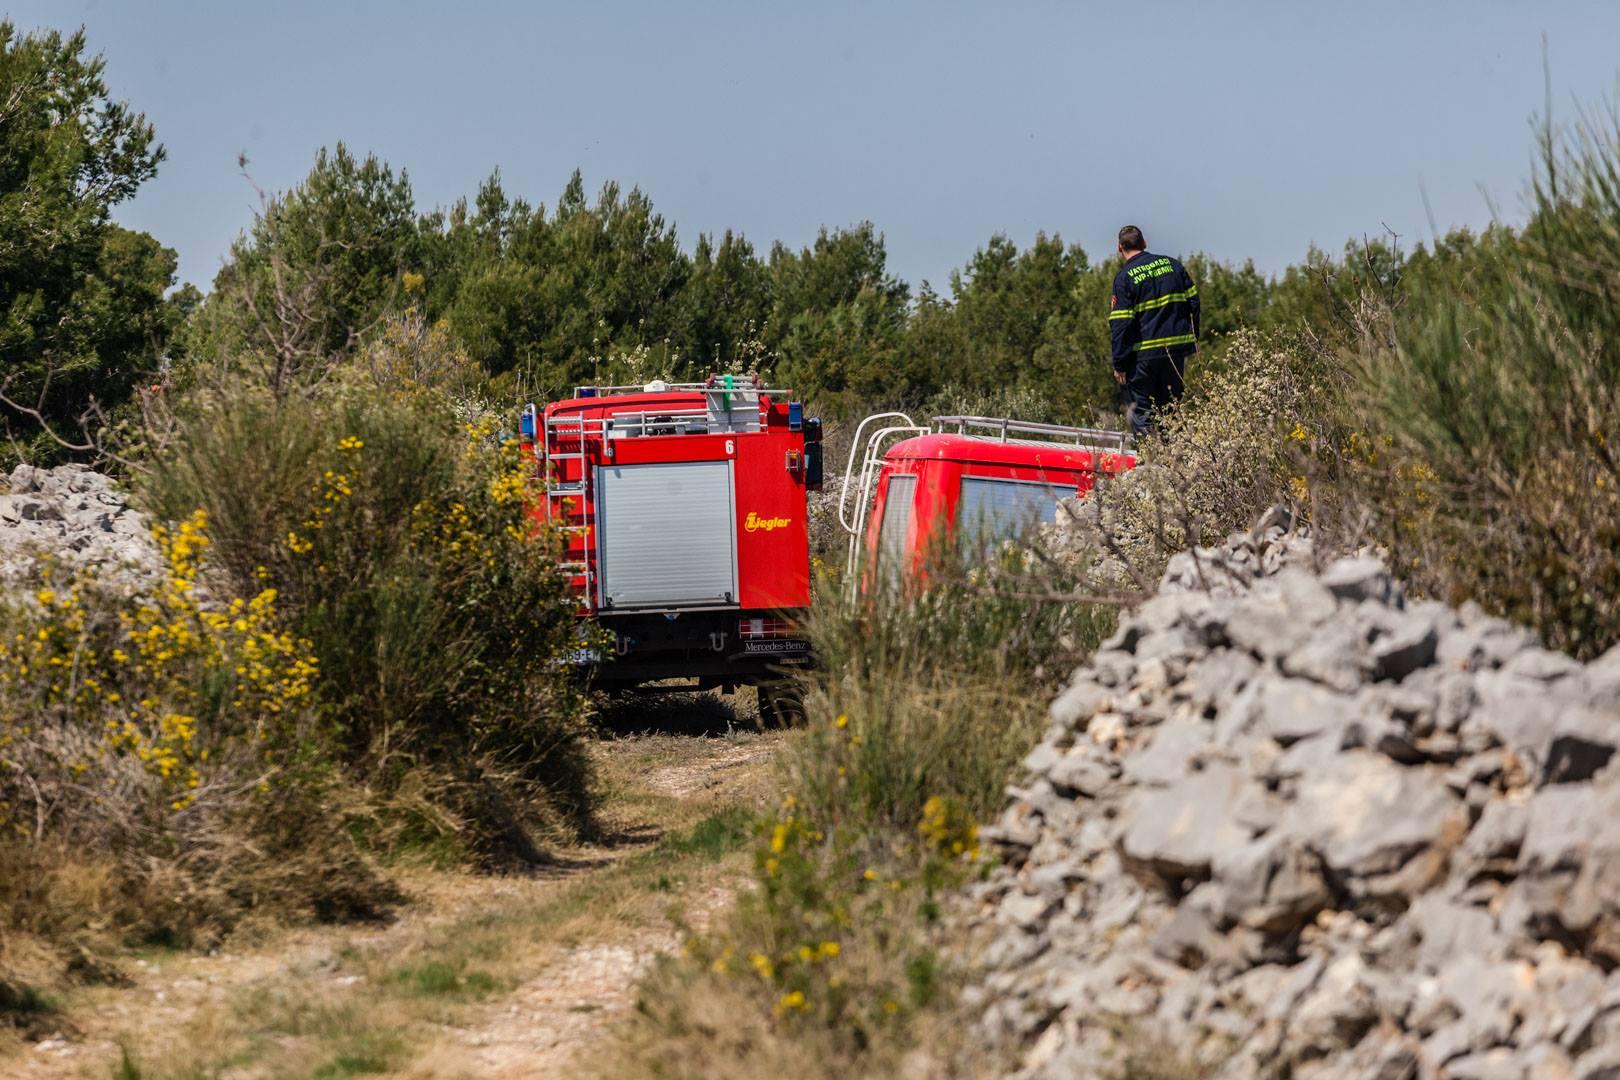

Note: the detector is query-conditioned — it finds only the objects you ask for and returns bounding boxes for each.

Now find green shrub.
[1352,115,1620,658]
[141,375,595,861]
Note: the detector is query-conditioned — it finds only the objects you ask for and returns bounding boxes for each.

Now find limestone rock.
[0,464,161,596]
[1120,766,1255,882]
[970,513,1620,1077]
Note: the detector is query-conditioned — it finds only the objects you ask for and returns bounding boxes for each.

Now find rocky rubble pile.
[0,464,160,592]
[971,517,1620,1078]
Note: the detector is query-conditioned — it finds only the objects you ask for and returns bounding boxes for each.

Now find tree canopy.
[0,21,178,457]
[192,142,1510,425]
[5,17,1515,442]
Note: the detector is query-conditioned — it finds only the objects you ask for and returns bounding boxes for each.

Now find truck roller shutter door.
[597,461,739,609]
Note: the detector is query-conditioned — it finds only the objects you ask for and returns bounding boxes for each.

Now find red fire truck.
[838,413,1136,595]
[520,376,820,711]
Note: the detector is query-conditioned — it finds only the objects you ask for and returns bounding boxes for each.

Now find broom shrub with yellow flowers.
[142,373,596,868]
[0,505,396,969]
[1,315,583,1015]
[0,510,318,808]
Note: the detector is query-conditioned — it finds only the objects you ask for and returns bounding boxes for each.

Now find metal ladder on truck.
[522,404,604,607]
[836,412,930,601]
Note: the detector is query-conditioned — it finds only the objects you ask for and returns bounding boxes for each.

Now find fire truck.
[838,413,1136,596]
[520,376,820,715]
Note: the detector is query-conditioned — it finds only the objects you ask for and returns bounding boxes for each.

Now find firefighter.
[1108,225,1200,437]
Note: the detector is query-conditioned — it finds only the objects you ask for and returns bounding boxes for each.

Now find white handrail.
[842,422,928,602]
[837,412,923,535]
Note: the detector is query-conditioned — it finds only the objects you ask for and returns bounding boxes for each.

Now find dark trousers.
[1127,349,1189,437]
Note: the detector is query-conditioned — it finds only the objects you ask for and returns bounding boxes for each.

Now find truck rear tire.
[758,682,806,728]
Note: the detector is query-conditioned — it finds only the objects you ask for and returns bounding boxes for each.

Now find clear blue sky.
[9,0,1620,292]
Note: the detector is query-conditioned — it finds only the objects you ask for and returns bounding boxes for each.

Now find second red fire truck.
[837,412,1137,596]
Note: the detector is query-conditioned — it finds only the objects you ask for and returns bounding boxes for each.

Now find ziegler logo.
[744,511,792,533]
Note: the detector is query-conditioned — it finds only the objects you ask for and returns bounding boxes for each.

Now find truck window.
[957,476,1065,553]
[877,473,917,579]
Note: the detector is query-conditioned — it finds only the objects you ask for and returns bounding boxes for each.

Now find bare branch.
[0,384,97,454]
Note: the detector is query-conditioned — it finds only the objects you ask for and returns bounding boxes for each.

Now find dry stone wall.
[970,516,1620,1078]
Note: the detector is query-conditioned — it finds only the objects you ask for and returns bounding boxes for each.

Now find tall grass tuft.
[789,557,1115,838]
[1354,110,1620,657]
[610,550,1114,1078]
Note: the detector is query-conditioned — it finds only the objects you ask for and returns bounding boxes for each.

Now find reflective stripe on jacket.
[1109,251,1200,370]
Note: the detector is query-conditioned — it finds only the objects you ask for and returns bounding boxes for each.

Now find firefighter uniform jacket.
[1109,251,1200,372]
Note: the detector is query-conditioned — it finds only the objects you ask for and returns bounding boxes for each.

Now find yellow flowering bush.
[0,504,394,966]
[917,795,979,861]
[143,376,596,864]
[0,510,318,813]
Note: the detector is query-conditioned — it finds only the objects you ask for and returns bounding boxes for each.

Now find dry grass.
[5,723,784,1078]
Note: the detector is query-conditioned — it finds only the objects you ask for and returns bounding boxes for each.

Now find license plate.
[742,639,810,655]
[560,648,602,665]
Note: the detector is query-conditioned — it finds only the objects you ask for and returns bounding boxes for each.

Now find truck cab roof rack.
[570,377,793,398]
[930,415,1129,453]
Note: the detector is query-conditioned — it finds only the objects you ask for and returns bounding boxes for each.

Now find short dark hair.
[1118,225,1146,252]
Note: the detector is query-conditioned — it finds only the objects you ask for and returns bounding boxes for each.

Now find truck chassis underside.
[587,609,811,691]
